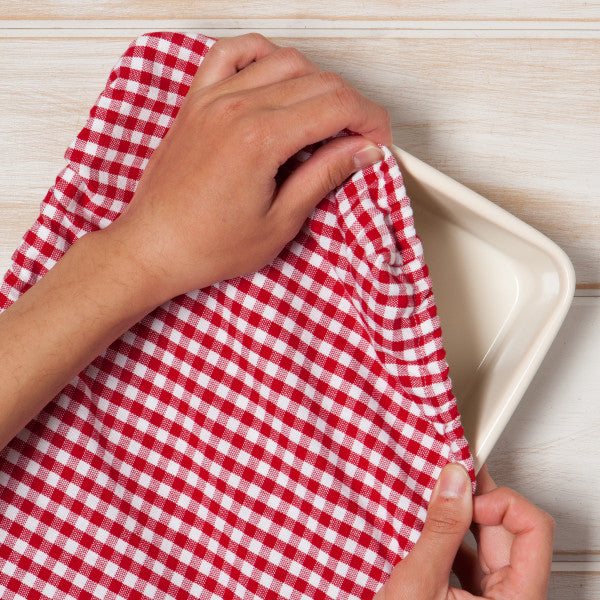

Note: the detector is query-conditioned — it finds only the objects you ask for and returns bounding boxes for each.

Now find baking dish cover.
[0,32,472,600]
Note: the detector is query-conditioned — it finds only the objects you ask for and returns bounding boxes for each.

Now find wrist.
[0,226,169,450]
[85,224,172,314]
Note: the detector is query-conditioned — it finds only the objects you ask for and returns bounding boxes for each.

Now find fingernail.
[437,464,469,499]
[353,145,385,170]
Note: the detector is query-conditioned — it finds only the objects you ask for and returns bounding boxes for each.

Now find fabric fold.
[0,31,473,600]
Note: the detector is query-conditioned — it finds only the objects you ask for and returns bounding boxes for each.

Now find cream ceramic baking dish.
[390,145,575,470]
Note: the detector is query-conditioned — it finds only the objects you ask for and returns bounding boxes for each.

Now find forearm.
[0,34,391,454]
[0,227,163,451]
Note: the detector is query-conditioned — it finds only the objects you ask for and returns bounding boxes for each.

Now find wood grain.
[487,297,600,555]
[1,35,598,286]
[0,38,124,275]
[287,36,599,287]
[1,1,599,21]
[1,13,599,592]
[547,572,600,600]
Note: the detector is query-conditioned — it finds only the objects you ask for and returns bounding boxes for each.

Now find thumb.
[270,136,385,239]
[374,464,473,600]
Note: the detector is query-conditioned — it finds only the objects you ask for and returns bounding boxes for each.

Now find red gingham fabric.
[0,32,473,600]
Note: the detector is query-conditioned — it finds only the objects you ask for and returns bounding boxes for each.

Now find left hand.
[0,33,392,454]
[110,33,392,303]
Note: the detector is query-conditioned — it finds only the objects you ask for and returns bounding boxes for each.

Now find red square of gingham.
[0,32,473,600]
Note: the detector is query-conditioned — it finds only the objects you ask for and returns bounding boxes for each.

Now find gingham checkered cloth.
[0,32,473,600]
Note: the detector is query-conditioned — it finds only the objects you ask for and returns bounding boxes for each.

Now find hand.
[373,463,554,600]
[109,33,392,303]
[453,465,555,599]
[0,33,391,450]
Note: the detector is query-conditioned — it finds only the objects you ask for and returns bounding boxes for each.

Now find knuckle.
[426,506,467,536]
[481,573,513,599]
[542,511,556,535]
[281,217,303,247]
[244,32,268,45]
[238,113,273,151]
[275,46,306,69]
[332,82,360,114]
[496,485,520,504]
[318,70,344,89]
[209,32,270,58]
[380,104,391,128]
[211,93,251,122]
[322,161,344,192]
[267,210,296,253]
[207,38,229,59]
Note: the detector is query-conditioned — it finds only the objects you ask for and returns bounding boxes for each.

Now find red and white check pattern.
[0,32,473,600]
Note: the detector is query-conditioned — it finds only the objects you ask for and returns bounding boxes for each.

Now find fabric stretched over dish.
[0,31,473,600]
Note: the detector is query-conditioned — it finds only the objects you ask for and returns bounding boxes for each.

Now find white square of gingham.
[0,31,473,600]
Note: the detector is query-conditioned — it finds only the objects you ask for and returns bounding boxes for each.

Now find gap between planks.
[552,562,600,573]
[1,19,600,38]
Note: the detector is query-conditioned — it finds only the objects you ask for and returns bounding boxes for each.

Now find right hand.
[373,463,554,599]
[107,33,391,304]
[452,465,555,599]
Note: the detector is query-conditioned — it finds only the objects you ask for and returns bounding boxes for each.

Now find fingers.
[191,34,392,154]
[473,464,513,573]
[475,463,497,495]
[417,464,474,581]
[373,464,473,600]
[190,33,279,90]
[269,135,384,241]
[214,45,320,94]
[473,486,554,597]
[473,486,555,546]
[225,69,392,155]
[243,70,353,110]
[271,83,392,155]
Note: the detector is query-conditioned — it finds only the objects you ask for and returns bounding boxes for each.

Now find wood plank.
[454,570,600,598]
[1,1,599,21]
[487,297,600,555]
[3,21,600,39]
[0,38,125,275]
[1,35,598,286]
[1,28,599,586]
[547,572,600,600]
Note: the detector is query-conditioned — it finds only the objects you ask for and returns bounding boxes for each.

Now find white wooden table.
[1,2,599,596]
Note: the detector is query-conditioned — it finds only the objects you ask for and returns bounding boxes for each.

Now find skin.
[0,33,553,598]
[0,33,390,450]
[374,464,555,600]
